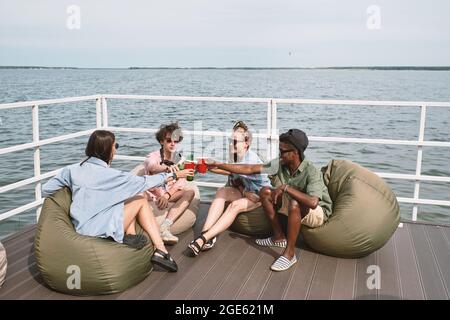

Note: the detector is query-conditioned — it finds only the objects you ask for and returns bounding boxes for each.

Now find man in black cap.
[207,129,332,271]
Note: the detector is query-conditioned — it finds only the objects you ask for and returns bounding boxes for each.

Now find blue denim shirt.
[42,157,169,243]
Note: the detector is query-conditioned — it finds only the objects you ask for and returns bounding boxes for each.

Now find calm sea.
[1,69,450,239]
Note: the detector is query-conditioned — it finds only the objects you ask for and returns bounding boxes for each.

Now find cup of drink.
[184,162,196,181]
[197,157,207,174]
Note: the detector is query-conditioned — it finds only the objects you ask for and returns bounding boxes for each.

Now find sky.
[0,0,449,68]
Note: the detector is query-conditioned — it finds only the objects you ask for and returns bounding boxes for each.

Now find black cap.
[279,129,309,160]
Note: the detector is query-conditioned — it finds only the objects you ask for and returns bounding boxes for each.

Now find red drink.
[197,158,207,174]
[184,162,196,181]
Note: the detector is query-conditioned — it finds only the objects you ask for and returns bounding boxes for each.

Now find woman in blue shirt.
[42,130,194,272]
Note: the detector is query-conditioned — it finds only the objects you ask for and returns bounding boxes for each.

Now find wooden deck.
[0,202,449,300]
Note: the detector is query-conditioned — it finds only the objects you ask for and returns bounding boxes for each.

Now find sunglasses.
[279,148,295,155]
[165,137,183,144]
[115,143,119,150]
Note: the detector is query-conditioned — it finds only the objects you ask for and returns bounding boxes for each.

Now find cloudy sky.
[0,0,449,67]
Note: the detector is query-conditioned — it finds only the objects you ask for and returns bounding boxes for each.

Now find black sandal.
[151,249,178,272]
[200,230,217,251]
[187,235,207,257]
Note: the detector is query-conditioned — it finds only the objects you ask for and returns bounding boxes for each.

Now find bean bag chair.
[34,187,154,296]
[0,242,6,288]
[131,164,199,235]
[216,180,272,238]
[301,159,400,258]
[229,205,272,238]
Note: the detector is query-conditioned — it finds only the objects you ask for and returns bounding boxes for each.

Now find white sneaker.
[160,224,178,245]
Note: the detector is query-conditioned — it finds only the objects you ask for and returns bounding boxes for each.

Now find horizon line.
[1,65,450,71]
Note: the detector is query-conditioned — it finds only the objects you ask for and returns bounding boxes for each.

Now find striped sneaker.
[270,255,297,272]
[255,237,287,248]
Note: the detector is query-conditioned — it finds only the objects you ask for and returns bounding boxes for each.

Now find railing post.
[96,98,102,128]
[266,100,272,160]
[101,97,108,128]
[412,104,427,221]
[32,104,42,221]
[270,100,278,160]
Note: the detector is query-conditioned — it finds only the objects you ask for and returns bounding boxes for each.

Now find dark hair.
[155,122,183,144]
[80,130,116,165]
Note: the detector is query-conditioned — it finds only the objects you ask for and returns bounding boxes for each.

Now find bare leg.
[283,199,304,260]
[126,219,137,235]
[202,187,243,232]
[259,187,286,241]
[166,189,195,223]
[201,198,261,244]
[124,195,167,253]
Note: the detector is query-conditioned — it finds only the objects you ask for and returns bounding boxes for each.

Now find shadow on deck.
[0,202,449,300]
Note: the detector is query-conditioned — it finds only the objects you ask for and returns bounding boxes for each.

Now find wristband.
[283,185,289,193]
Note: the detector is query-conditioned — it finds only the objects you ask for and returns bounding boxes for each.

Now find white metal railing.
[1,94,450,225]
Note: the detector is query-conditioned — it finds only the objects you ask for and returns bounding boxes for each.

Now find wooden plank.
[1,225,36,245]
[141,231,236,299]
[376,236,401,299]
[409,223,447,300]
[423,225,449,298]
[443,226,450,245]
[116,228,194,300]
[2,230,35,258]
[330,258,357,300]
[307,254,338,300]
[235,246,281,300]
[164,232,238,299]
[211,242,262,300]
[0,259,40,299]
[394,223,424,299]
[259,247,301,300]
[354,251,377,300]
[283,249,318,300]
[188,234,250,300]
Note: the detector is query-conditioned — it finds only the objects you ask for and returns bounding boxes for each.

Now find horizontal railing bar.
[114,155,146,162]
[376,172,450,183]
[0,169,61,194]
[396,197,450,206]
[0,129,96,155]
[0,199,44,221]
[273,98,450,108]
[0,95,100,110]
[103,94,270,103]
[196,181,224,188]
[1,95,450,110]
[309,136,450,147]
[102,94,450,107]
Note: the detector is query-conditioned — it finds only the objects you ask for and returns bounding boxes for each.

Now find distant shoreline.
[1,66,450,71]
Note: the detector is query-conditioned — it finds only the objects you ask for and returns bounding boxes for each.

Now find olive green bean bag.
[301,159,400,258]
[219,179,272,237]
[131,164,199,234]
[230,205,272,238]
[34,187,154,296]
